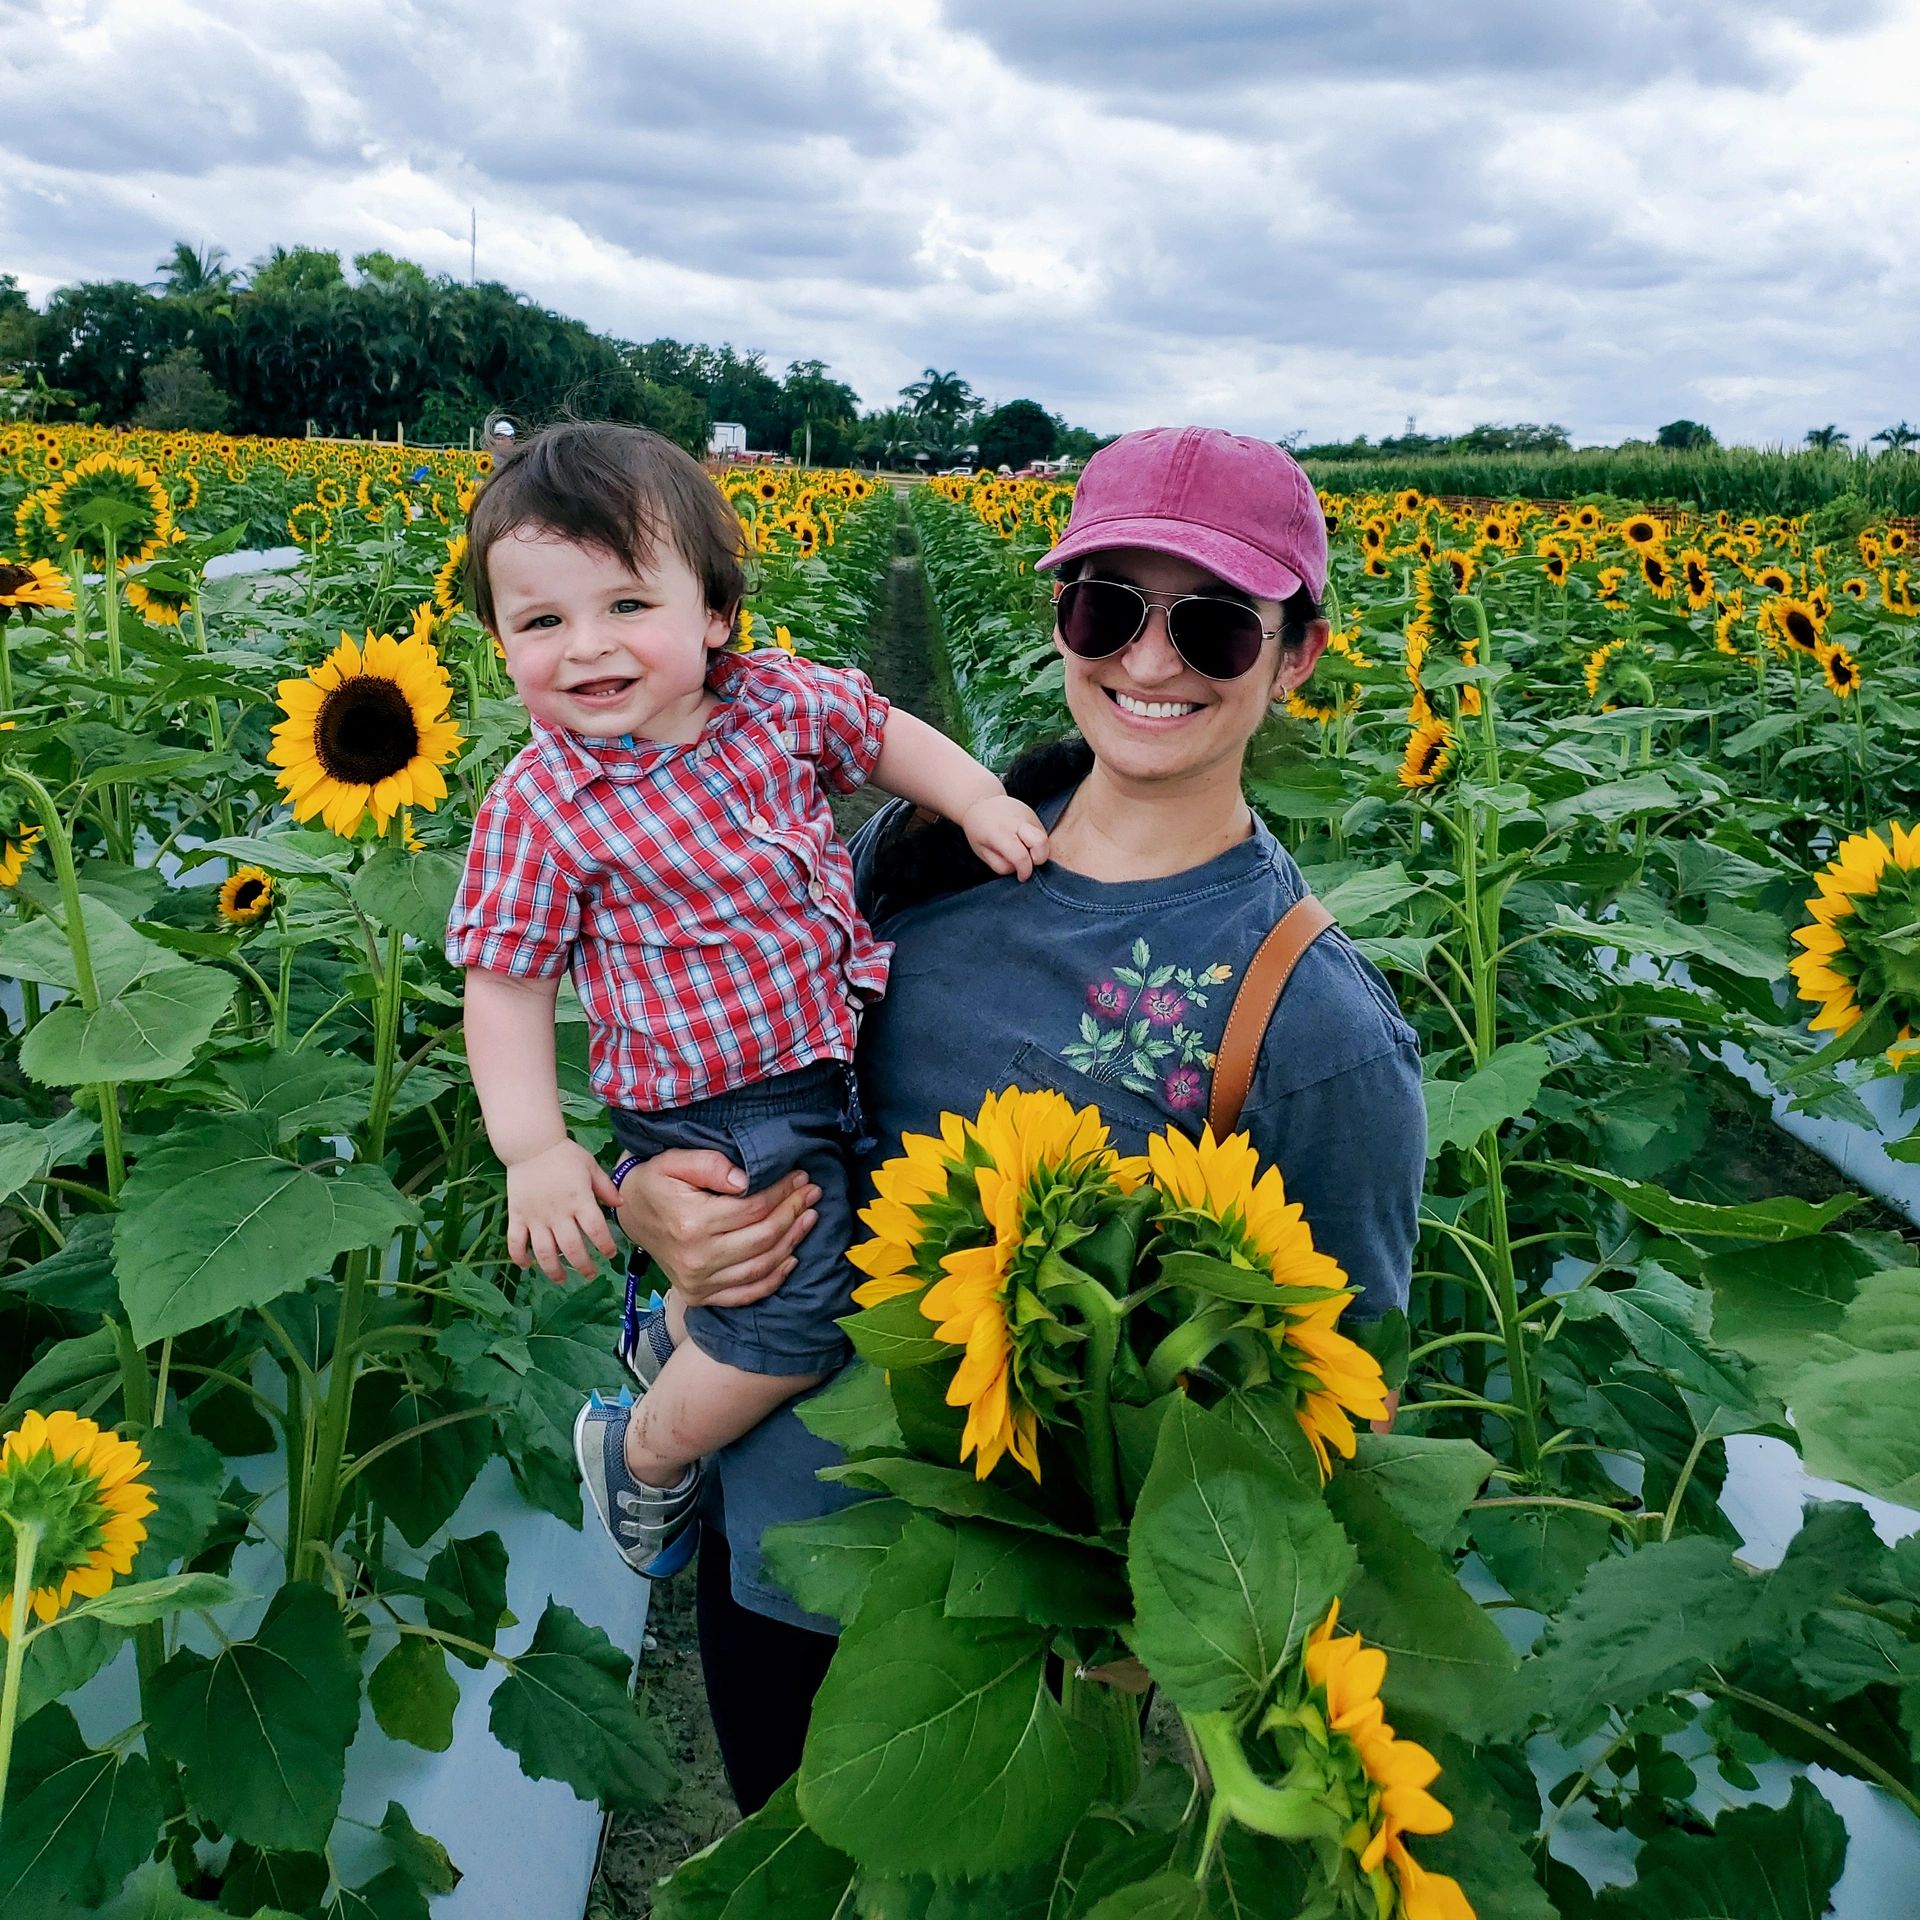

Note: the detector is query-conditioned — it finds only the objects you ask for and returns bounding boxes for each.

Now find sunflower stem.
[1062,1282,1125,1536]
[0,1517,45,1824]
[3,762,124,1197]
[189,580,236,841]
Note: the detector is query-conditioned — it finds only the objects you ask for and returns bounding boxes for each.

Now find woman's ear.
[1270,617,1333,700]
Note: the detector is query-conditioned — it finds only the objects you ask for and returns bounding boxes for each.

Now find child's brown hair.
[466,420,746,634]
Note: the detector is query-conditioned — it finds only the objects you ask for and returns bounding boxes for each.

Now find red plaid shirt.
[446,648,894,1110]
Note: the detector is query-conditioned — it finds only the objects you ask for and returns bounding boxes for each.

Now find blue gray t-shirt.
[709,774,1426,1628]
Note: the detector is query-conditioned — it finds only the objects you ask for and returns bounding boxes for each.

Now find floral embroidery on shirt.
[1066,938,1235,1104]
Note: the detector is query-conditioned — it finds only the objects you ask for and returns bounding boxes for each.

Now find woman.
[615,426,1426,1812]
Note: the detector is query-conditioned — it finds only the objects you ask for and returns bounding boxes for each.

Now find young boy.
[445,422,1047,1576]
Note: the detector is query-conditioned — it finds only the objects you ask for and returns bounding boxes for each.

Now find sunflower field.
[0,430,892,1913]
[2,422,1920,1917]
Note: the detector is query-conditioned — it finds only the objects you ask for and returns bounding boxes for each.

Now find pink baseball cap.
[1037,426,1328,602]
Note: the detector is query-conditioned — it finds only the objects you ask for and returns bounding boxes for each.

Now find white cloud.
[1,0,1915,445]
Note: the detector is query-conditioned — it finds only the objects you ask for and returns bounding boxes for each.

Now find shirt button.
[748,813,770,835]
[808,880,825,902]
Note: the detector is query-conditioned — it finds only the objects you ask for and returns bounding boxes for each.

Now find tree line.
[0,242,1100,471]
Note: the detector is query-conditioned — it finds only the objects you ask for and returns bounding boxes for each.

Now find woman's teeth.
[1111,690,1200,719]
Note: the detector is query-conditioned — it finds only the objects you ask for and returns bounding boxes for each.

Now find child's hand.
[506,1139,622,1284]
[960,794,1050,881]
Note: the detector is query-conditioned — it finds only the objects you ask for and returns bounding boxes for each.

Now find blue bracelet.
[611,1153,643,1191]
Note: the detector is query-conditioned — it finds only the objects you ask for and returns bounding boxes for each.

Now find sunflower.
[1858,533,1883,569]
[1280,1600,1473,1920]
[1146,1127,1387,1476]
[288,502,332,550]
[1884,569,1918,617]
[1753,564,1793,595]
[217,865,276,926]
[1397,719,1454,791]
[1596,566,1627,605]
[1618,513,1665,550]
[0,1410,155,1635]
[43,453,173,568]
[269,628,463,837]
[1638,550,1675,599]
[0,824,42,888]
[851,1089,1136,1483]
[1537,541,1570,586]
[1584,639,1623,698]
[1791,823,1920,1062]
[1764,596,1823,655]
[1818,640,1861,700]
[1396,489,1421,514]
[1889,526,1913,557]
[1842,575,1870,600]
[0,556,75,622]
[123,571,192,628]
[1678,548,1714,611]
[11,491,65,566]
[434,533,470,614]
[314,476,348,510]
[1714,593,1747,658]
[1574,503,1603,532]
[1288,686,1344,725]
[1438,549,1474,593]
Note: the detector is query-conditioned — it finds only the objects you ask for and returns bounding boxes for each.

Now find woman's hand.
[615,1149,820,1307]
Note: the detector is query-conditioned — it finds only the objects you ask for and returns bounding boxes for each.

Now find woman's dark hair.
[864,737,1094,917]
[465,419,746,632]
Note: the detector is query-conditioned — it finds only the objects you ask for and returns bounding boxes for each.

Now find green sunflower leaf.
[113,1113,418,1342]
[1786,1268,1920,1507]
[1423,1042,1551,1155]
[1127,1397,1355,1715]
[488,1601,674,1809]
[0,1704,162,1918]
[653,1779,855,1920]
[148,1581,361,1852]
[368,1635,457,1752]
[1322,1476,1518,1743]
[350,842,463,944]
[798,1523,1104,1875]
[1592,1775,1845,1920]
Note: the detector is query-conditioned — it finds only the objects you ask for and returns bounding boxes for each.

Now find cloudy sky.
[3,0,1916,447]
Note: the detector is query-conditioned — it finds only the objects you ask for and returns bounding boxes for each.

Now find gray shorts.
[607,1059,869,1377]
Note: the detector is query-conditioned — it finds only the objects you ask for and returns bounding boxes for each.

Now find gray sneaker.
[572,1391,701,1577]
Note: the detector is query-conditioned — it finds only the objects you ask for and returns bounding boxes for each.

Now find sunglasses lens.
[1168,599,1267,680]
[1057,579,1142,659]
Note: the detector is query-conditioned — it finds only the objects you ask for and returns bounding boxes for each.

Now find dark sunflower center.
[315,674,420,786]
[0,563,31,596]
[1784,609,1818,650]
[1418,741,1444,776]
[233,877,267,912]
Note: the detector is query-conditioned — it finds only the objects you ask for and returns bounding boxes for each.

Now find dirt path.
[587,496,950,1920]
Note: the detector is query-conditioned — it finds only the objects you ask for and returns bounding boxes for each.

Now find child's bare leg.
[663,1289,688,1346]
[623,1342,823,1486]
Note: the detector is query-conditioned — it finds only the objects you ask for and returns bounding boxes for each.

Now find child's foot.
[573,1391,700,1576]
[617,1291,674,1392]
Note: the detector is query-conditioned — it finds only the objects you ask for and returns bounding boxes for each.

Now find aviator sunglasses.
[1053,576,1278,681]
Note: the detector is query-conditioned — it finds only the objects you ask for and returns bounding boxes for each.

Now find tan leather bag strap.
[1206,896,1338,1139]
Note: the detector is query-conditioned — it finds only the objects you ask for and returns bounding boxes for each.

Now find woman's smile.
[1105,686,1205,724]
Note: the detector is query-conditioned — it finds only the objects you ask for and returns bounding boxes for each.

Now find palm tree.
[1872,421,1919,454]
[900,367,976,423]
[151,241,238,298]
[1804,424,1847,450]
